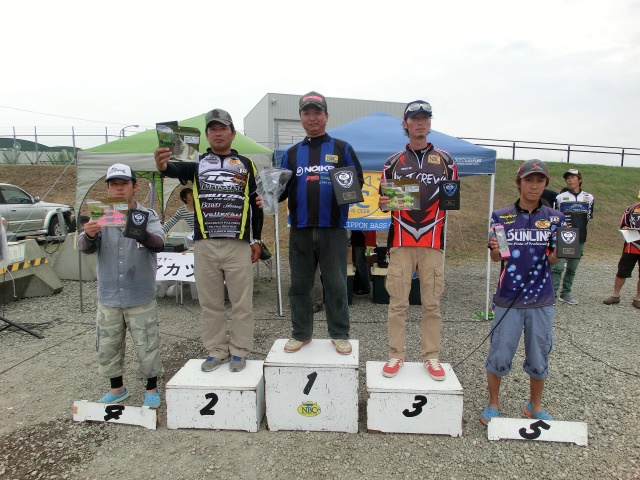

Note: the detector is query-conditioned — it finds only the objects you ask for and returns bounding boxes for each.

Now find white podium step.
[166,359,265,432]
[366,361,463,437]
[264,339,359,433]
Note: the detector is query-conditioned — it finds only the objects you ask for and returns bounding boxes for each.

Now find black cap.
[404,100,432,120]
[299,91,327,112]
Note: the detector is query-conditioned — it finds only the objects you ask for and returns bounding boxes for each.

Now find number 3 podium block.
[166,359,265,432]
[264,339,359,433]
[366,361,463,437]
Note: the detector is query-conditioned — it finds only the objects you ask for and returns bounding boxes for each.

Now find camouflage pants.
[95,299,163,379]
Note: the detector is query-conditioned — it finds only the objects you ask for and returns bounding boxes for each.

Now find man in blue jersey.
[480,159,565,426]
[279,91,364,355]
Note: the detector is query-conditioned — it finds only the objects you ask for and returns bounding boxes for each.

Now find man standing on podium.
[154,108,262,374]
[378,100,458,380]
[278,91,363,356]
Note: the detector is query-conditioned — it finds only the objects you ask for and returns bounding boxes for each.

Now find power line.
[0,105,136,126]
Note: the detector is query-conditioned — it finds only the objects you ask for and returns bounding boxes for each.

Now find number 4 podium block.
[366,361,463,437]
[166,359,265,432]
[264,339,359,433]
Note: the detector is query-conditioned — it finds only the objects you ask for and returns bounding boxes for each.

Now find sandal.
[98,387,130,404]
[480,406,500,426]
[143,389,161,409]
[524,401,553,421]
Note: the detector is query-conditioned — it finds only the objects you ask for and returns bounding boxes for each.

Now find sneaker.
[382,358,404,378]
[424,358,446,381]
[143,389,161,409]
[229,356,246,372]
[524,400,553,421]
[284,338,311,353]
[98,387,130,404]
[558,294,578,305]
[603,295,621,305]
[201,356,230,372]
[331,339,352,355]
[632,299,640,309]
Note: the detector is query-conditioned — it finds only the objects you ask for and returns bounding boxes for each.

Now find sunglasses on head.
[404,102,432,116]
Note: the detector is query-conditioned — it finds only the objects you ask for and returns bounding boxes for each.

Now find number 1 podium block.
[366,361,463,437]
[264,339,359,433]
[166,359,265,432]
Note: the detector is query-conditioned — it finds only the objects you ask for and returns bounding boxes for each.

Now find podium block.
[264,339,359,433]
[166,359,265,432]
[366,361,463,437]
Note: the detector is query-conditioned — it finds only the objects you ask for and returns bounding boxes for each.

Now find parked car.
[0,183,76,239]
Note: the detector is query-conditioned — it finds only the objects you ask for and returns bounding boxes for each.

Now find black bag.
[256,240,272,260]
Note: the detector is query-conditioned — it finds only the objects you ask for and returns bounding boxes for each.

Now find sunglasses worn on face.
[404,102,432,116]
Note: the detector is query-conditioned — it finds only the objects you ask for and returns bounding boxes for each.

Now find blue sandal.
[524,401,553,421]
[143,389,161,409]
[480,406,500,426]
[98,387,130,404]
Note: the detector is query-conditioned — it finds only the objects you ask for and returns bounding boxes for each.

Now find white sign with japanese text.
[156,252,195,283]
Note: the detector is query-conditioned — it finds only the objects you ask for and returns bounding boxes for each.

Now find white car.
[0,183,76,239]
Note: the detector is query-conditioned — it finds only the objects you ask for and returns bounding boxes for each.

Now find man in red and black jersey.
[378,100,458,380]
[603,197,640,309]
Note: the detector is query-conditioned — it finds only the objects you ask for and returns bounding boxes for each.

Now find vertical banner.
[346,171,390,231]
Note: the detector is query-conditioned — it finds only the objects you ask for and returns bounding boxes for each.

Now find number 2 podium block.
[366,361,463,437]
[166,359,265,432]
[264,339,359,433]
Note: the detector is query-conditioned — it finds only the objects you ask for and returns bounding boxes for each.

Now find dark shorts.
[616,252,640,278]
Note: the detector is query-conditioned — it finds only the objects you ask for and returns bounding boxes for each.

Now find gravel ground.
[1,250,639,480]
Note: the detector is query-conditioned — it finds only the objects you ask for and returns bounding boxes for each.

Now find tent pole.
[485,173,496,320]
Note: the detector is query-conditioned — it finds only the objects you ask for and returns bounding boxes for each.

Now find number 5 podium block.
[366,361,463,437]
[166,359,265,432]
[264,339,359,433]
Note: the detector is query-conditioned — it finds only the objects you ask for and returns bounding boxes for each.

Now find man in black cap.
[154,109,263,373]
[278,91,363,355]
[552,168,594,305]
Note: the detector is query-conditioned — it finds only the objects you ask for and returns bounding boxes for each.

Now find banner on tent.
[346,171,390,231]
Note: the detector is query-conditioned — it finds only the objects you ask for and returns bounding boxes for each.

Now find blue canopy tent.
[274,112,498,318]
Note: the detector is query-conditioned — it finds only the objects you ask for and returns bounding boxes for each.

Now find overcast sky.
[2,0,639,163]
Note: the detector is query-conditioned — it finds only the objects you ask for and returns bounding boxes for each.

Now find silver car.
[0,183,76,239]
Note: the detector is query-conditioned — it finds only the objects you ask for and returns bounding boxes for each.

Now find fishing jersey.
[490,201,566,308]
[554,189,594,243]
[620,201,640,254]
[162,149,259,242]
[280,133,363,228]
[381,143,458,248]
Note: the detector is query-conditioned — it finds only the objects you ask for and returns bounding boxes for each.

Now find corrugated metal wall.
[244,93,405,151]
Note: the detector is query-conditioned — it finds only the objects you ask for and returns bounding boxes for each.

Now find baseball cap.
[517,159,550,180]
[563,168,581,179]
[299,91,327,112]
[404,100,432,120]
[205,108,233,128]
[105,163,136,182]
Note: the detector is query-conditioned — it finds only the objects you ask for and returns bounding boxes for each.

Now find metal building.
[243,93,406,151]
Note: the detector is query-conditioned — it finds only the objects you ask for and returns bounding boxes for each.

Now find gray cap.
[517,159,550,180]
[299,91,327,112]
[205,108,233,128]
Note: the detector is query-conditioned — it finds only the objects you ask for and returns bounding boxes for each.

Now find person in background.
[378,100,458,380]
[552,169,594,305]
[162,187,195,233]
[78,163,164,408]
[480,159,564,426]
[154,108,262,373]
[603,195,640,309]
[350,230,371,296]
[278,91,363,355]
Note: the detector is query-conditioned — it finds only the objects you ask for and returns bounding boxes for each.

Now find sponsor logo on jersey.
[325,154,339,164]
[506,229,551,243]
[535,219,551,228]
[296,165,334,176]
[498,213,517,225]
[297,401,321,417]
[307,175,319,181]
[227,157,241,165]
[550,216,560,224]
[428,154,441,165]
